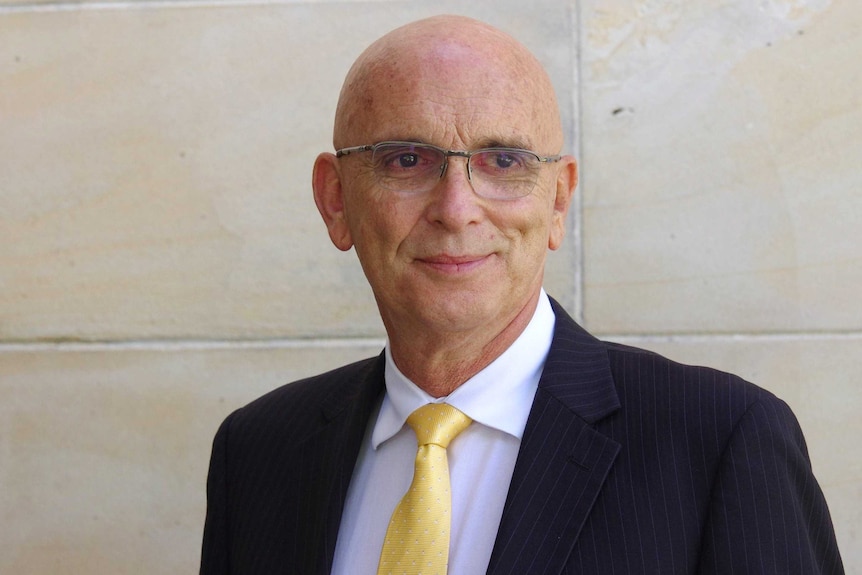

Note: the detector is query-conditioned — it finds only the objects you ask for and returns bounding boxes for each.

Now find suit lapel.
[486,300,621,575]
[296,302,618,574]
[294,354,385,575]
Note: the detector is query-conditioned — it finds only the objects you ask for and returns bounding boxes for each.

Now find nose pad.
[438,154,473,188]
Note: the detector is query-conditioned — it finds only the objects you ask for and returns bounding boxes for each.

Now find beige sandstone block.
[0,342,382,574]
[0,0,578,342]
[581,0,862,334]
[610,334,862,566]
[0,4,374,341]
[5,337,854,572]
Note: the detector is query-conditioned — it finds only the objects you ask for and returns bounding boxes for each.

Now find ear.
[312,152,354,251]
[548,155,578,251]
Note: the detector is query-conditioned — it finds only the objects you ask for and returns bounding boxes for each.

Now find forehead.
[338,37,559,151]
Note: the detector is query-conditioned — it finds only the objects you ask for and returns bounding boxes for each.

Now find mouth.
[416,254,492,274]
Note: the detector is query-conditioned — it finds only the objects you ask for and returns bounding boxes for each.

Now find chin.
[421,290,503,327]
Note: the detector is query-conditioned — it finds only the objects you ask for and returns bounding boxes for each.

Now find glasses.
[335,141,561,200]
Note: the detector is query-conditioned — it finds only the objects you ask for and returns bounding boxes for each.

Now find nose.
[438,150,473,183]
[425,154,483,230]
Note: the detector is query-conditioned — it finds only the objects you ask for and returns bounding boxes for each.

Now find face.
[314,30,577,341]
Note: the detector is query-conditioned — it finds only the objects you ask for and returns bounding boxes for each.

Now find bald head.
[333,15,564,153]
[313,15,578,386]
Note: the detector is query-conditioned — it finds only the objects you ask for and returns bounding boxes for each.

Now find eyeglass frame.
[334,140,563,199]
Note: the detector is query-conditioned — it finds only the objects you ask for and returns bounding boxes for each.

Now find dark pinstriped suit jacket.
[200,299,844,574]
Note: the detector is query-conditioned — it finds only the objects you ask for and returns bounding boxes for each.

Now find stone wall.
[2,0,859,571]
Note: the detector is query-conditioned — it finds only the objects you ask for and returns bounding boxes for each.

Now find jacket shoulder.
[600,339,791,438]
[223,353,384,443]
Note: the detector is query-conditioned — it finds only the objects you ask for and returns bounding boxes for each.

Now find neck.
[386,292,541,398]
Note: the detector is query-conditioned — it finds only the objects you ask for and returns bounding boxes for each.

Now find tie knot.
[407,403,472,448]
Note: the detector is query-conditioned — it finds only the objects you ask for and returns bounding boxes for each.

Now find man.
[200,15,844,574]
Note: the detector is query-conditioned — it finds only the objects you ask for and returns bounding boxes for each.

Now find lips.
[416,253,491,273]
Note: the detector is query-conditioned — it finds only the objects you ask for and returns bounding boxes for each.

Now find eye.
[395,153,419,168]
[493,152,519,169]
[373,144,440,175]
[473,150,532,174]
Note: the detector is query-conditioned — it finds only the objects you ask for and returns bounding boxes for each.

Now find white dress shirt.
[331,291,556,574]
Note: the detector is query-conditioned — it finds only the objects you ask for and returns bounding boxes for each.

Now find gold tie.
[377,403,472,575]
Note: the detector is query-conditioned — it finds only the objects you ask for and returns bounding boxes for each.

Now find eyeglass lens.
[370,143,541,199]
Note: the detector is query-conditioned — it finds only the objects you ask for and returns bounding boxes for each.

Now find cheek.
[502,196,554,240]
[347,190,423,256]
[496,196,558,261]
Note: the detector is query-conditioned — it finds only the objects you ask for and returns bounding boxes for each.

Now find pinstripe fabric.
[200,356,386,575]
[200,299,844,574]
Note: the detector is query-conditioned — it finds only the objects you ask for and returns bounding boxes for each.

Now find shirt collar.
[372,290,556,449]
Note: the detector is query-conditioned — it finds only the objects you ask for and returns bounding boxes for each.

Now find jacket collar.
[486,298,621,575]
[540,297,621,422]
[314,299,622,575]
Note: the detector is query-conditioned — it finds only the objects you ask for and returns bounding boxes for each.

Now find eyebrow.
[468,136,535,151]
[374,136,536,151]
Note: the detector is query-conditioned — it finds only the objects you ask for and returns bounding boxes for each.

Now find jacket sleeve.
[200,413,233,575]
[698,396,844,574]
